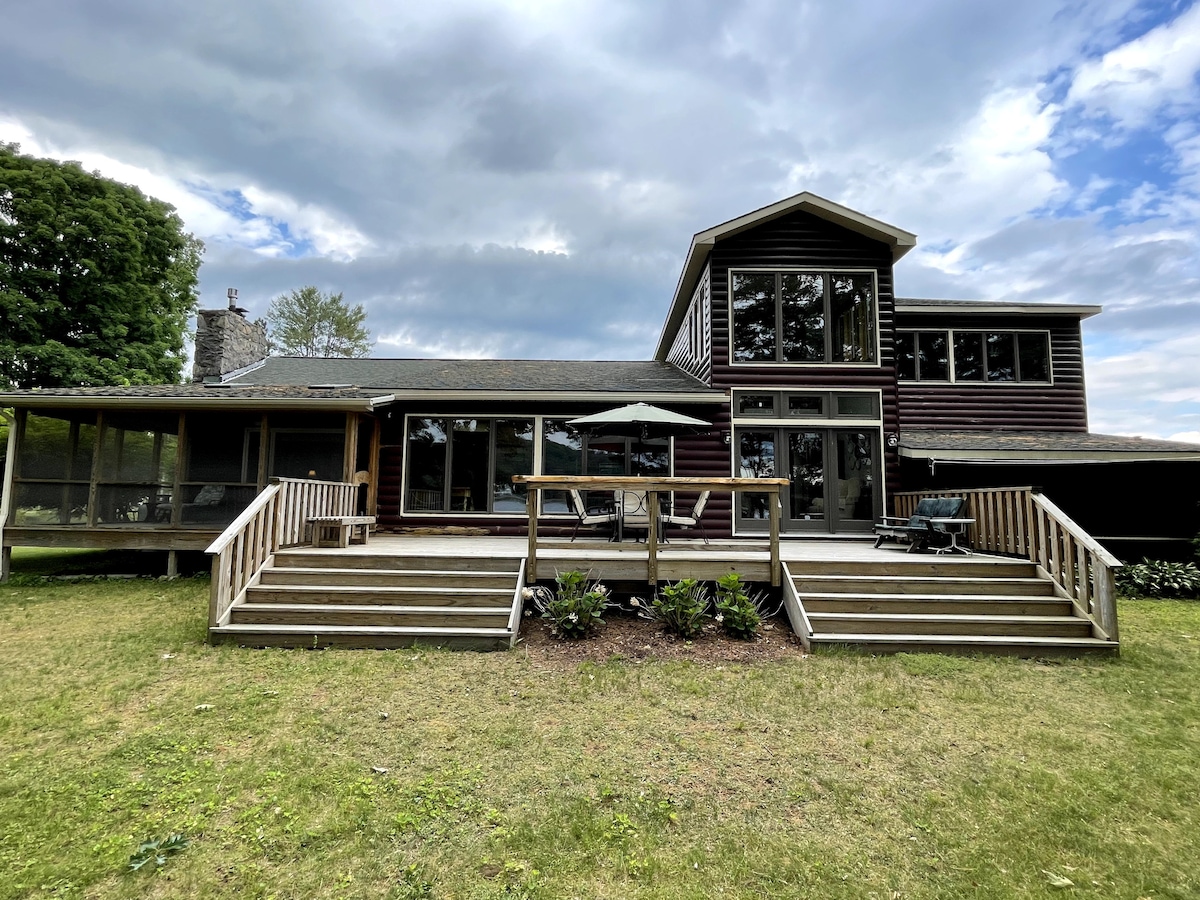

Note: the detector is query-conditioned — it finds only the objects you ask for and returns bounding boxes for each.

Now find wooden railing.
[894,487,1121,643]
[206,477,359,632]
[511,475,790,586]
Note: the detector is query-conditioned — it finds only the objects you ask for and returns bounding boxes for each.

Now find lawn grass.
[1,574,1198,899]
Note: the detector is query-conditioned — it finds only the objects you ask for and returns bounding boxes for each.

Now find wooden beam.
[367,416,382,517]
[342,413,358,484]
[646,490,659,584]
[0,409,21,582]
[87,411,105,527]
[172,413,187,527]
[256,414,269,490]
[526,488,538,582]
[769,492,781,587]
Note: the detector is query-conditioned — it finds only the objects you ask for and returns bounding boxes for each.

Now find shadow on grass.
[9,547,209,578]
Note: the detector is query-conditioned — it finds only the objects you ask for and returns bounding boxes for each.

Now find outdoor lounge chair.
[662,491,710,543]
[873,496,966,552]
[568,489,615,542]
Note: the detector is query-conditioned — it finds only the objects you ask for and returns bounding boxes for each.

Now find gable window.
[731,270,877,364]
[898,330,1051,383]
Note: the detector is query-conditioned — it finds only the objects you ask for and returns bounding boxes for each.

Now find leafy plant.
[641,578,711,638]
[127,833,189,872]
[713,572,763,640]
[1116,560,1200,599]
[524,570,610,639]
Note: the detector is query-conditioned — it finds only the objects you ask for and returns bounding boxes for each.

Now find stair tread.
[796,591,1066,602]
[795,575,1047,584]
[248,584,513,595]
[810,632,1114,646]
[237,602,510,615]
[213,623,513,636]
[264,566,519,577]
[807,612,1084,624]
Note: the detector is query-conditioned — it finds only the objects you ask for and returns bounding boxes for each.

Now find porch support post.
[256,414,269,490]
[526,487,538,582]
[166,550,178,579]
[87,411,105,527]
[171,413,187,527]
[768,489,781,587]
[367,416,382,516]
[343,413,358,483]
[646,490,659,585]
[0,409,21,582]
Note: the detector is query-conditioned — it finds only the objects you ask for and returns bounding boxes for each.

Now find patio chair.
[873,496,966,552]
[615,489,652,541]
[662,491,710,543]
[568,489,615,542]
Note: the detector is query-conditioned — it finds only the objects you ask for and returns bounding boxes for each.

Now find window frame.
[727,267,881,367]
[896,328,1053,384]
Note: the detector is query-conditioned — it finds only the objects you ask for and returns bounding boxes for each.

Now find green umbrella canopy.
[568,403,711,437]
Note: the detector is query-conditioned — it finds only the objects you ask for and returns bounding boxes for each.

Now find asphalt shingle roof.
[899,429,1200,455]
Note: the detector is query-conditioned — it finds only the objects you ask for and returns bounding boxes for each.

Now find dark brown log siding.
[705,209,901,528]
[895,314,1088,431]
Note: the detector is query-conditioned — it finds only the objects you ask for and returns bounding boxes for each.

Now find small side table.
[930,518,975,554]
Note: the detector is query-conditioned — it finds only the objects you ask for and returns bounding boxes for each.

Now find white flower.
[715,614,725,624]
[521,588,534,600]
[568,613,579,623]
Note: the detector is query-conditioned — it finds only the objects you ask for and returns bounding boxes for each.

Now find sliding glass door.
[737,427,879,533]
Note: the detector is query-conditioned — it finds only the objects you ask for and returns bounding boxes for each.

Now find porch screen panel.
[541,420,583,514]
[95,413,179,526]
[405,418,448,511]
[272,432,344,481]
[781,273,825,361]
[731,273,777,362]
[492,420,534,513]
[830,273,875,362]
[737,431,776,519]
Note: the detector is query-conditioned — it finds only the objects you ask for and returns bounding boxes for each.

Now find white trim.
[896,300,1101,319]
[895,328,1054,384]
[899,447,1200,463]
[727,268,882,368]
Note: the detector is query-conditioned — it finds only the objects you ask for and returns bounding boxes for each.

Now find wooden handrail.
[206,477,361,634]
[893,486,1120,644]
[512,475,789,587]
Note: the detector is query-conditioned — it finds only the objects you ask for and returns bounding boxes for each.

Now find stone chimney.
[191,288,269,382]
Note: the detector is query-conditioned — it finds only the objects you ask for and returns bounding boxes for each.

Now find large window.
[731,270,877,364]
[897,330,1051,383]
[404,417,534,514]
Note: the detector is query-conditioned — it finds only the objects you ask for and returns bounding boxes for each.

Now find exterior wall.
[895,313,1089,431]
[665,269,712,382]
[702,209,900,534]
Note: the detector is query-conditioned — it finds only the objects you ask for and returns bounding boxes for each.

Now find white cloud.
[1067,1,1200,129]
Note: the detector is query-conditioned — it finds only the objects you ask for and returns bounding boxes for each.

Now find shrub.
[643,578,711,639]
[713,572,763,640]
[1115,559,1200,599]
[524,570,610,639]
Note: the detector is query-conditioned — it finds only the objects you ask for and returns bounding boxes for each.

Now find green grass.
[1,577,1198,899]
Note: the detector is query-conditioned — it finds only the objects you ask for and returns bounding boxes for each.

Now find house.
[3,191,1199,582]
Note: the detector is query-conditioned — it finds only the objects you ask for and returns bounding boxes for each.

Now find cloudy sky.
[3,0,1199,439]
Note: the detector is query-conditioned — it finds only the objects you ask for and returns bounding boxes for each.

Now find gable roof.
[654,192,918,360]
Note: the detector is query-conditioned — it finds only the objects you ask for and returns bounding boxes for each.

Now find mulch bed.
[516,609,807,665]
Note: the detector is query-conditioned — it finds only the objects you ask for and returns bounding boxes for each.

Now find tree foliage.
[267,286,372,358]
[0,143,203,389]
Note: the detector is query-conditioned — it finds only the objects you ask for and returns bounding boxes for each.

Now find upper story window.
[731,270,877,364]
[897,330,1051,383]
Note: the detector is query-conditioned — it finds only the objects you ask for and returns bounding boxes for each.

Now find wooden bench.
[309,515,376,548]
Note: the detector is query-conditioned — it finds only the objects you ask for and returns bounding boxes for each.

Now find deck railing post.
[768,490,781,587]
[526,486,538,582]
[646,491,659,585]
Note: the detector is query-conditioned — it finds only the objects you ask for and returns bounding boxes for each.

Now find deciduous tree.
[267,286,372,358]
[0,143,203,389]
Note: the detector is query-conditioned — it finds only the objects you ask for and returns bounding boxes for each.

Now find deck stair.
[787,556,1119,655]
[209,549,523,650]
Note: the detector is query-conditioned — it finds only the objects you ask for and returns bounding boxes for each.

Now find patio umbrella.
[568,403,712,476]
[567,402,711,439]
